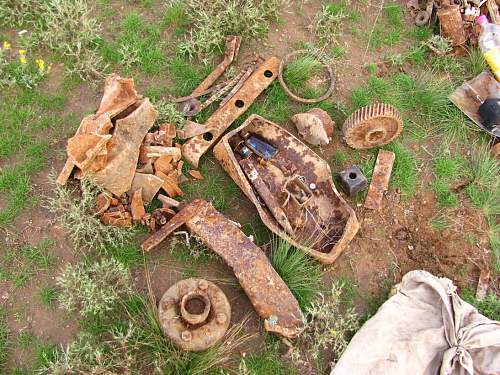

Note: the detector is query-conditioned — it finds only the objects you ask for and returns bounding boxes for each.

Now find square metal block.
[338,165,368,197]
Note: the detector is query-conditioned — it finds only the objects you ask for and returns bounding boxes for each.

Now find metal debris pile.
[57,74,197,229]
[407,0,499,47]
[56,36,407,352]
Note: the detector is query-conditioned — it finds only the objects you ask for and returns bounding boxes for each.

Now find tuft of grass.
[153,99,186,128]
[45,178,136,254]
[239,340,293,375]
[282,54,328,100]
[428,212,451,231]
[461,289,500,321]
[18,331,37,348]
[385,143,418,198]
[270,237,323,310]
[0,240,55,287]
[167,56,213,97]
[176,0,286,58]
[430,150,467,208]
[56,258,133,318]
[370,4,403,48]
[38,286,59,307]
[162,1,190,35]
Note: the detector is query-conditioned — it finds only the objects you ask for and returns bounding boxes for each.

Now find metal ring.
[278,50,336,104]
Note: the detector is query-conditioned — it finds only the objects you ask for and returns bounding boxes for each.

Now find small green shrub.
[461,289,500,321]
[56,258,132,318]
[45,178,136,253]
[292,280,359,366]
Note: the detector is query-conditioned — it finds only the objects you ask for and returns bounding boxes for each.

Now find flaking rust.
[181,57,280,169]
[142,199,305,339]
[364,150,395,210]
[213,115,359,264]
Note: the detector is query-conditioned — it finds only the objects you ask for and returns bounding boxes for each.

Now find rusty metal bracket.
[142,199,305,339]
[364,150,395,210]
[181,57,280,169]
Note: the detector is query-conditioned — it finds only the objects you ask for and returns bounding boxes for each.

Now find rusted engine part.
[213,114,359,264]
[342,103,403,149]
[364,150,395,210]
[182,57,280,168]
[437,1,467,46]
[278,50,336,104]
[57,74,141,186]
[143,199,305,339]
[449,71,500,138]
[158,278,231,351]
[291,108,334,146]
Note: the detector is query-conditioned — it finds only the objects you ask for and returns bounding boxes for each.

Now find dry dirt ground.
[0,0,497,372]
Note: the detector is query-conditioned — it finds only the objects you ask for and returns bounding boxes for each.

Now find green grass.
[370,5,403,48]
[38,286,58,307]
[241,340,293,375]
[0,240,55,287]
[168,56,213,97]
[428,212,451,231]
[0,309,8,369]
[101,12,166,74]
[385,143,418,198]
[311,2,360,45]
[461,289,500,321]
[270,238,323,310]
[162,1,190,36]
[18,331,37,348]
[282,54,327,99]
[182,158,241,212]
[430,151,467,208]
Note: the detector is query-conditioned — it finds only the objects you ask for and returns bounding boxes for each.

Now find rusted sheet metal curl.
[213,114,359,264]
[142,199,305,339]
[181,57,280,169]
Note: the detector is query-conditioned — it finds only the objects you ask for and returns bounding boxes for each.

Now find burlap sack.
[331,270,500,375]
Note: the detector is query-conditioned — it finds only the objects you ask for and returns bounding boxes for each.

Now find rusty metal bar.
[364,150,395,210]
[181,57,280,168]
[142,199,304,339]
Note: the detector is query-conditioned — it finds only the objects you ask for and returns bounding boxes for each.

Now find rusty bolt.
[198,280,208,290]
[181,330,192,342]
[216,313,227,324]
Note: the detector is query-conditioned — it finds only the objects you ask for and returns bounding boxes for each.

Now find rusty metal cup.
[180,291,211,325]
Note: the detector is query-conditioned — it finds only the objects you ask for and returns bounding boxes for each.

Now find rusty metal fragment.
[143,199,305,338]
[291,108,334,146]
[364,150,395,210]
[192,36,241,96]
[67,134,112,172]
[181,57,280,168]
[159,278,231,351]
[129,172,164,203]
[213,114,359,264]
[437,2,466,46]
[177,121,210,140]
[90,99,157,196]
[96,74,140,118]
[449,71,500,138]
[158,194,180,208]
[131,188,146,222]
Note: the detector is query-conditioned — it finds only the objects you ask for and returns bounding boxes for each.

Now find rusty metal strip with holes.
[181,57,280,168]
[364,150,395,210]
[142,199,305,339]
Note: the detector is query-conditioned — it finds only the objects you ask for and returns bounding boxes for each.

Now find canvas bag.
[331,270,500,375]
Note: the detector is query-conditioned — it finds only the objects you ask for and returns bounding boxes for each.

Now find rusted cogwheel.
[342,103,403,149]
[158,278,231,352]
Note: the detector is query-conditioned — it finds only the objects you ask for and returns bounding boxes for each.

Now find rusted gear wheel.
[342,103,403,149]
[158,278,231,352]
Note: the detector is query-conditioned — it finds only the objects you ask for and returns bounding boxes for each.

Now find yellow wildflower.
[18,49,27,64]
[36,58,45,72]
[2,41,10,50]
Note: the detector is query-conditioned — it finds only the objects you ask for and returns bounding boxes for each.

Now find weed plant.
[461,289,500,321]
[56,258,133,318]
[291,280,359,367]
[45,178,136,253]
[310,2,359,46]
[174,0,287,58]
